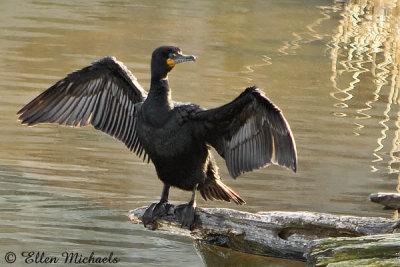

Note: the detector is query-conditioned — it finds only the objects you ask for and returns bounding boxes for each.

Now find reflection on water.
[1,0,400,266]
[195,242,304,267]
[328,0,400,184]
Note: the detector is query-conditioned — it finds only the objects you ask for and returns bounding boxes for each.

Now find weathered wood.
[370,192,400,209]
[307,233,400,266]
[129,205,400,261]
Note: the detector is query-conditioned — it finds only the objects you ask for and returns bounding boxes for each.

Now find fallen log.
[307,233,400,266]
[370,192,400,209]
[128,205,400,261]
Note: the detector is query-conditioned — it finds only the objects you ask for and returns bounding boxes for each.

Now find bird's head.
[151,46,196,80]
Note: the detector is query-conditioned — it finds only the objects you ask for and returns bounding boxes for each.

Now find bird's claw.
[142,201,171,227]
[175,202,196,230]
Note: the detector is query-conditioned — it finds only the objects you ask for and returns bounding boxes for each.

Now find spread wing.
[17,56,149,159]
[192,86,297,178]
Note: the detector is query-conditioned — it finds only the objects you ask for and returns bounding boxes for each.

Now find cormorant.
[17,46,297,229]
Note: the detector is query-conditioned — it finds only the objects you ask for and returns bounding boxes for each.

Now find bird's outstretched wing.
[17,56,148,159]
[191,86,297,178]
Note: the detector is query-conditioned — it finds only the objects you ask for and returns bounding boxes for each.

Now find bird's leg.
[159,183,170,203]
[175,184,198,230]
[142,184,171,227]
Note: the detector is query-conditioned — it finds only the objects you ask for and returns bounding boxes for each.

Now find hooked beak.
[173,53,196,64]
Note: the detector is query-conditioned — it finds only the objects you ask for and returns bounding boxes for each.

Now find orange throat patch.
[166,58,176,67]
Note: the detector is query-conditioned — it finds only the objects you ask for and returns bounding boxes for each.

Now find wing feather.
[17,56,148,160]
[192,86,296,178]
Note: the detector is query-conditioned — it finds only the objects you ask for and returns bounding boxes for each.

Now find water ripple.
[327,0,400,174]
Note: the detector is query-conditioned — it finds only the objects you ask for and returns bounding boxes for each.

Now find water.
[1,0,399,266]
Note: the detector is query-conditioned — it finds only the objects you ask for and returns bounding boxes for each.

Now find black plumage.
[17,46,297,229]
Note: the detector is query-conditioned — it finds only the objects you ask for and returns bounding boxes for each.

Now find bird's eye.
[168,53,174,59]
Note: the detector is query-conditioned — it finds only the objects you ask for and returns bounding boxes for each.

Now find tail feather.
[200,179,245,205]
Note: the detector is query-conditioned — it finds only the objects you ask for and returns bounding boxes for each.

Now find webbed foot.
[142,201,171,227]
[175,202,196,230]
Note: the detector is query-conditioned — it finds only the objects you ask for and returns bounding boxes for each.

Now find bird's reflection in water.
[329,0,400,180]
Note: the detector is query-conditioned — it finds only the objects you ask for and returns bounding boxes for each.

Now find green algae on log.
[307,233,400,266]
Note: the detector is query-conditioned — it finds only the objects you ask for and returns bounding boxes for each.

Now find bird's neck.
[148,77,173,110]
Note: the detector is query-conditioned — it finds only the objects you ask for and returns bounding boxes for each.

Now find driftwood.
[370,192,400,209]
[307,233,400,266]
[129,204,400,261]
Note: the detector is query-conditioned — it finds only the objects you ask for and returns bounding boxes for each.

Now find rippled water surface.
[1,0,400,266]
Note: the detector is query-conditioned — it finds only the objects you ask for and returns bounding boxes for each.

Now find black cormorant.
[17,46,297,229]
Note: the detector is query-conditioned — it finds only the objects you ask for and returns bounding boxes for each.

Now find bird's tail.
[199,179,245,205]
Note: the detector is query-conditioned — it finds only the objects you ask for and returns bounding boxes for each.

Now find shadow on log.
[129,204,400,262]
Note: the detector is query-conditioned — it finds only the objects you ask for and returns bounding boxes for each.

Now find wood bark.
[129,205,400,261]
[370,192,400,209]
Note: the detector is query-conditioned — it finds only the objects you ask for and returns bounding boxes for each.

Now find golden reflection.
[241,55,272,84]
[278,5,336,56]
[329,0,400,175]
[278,32,303,55]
